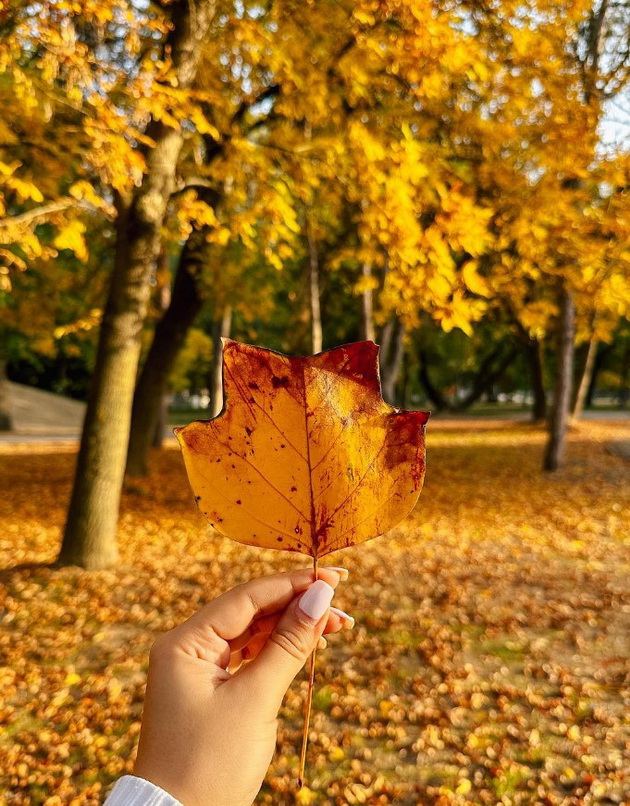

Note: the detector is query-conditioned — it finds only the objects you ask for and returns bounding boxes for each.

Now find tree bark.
[455,345,519,411]
[306,223,322,354]
[379,317,394,369]
[0,357,13,432]
[585,341,612,407]
[57,0,217,569]
[360,263,375,342]
[571,334,598,419]
[527,337,548,422]
[210,304,232,417]
[125,234,209,476]
[418,344,518,413]
[418,350,450,412]
[380,317,405,404]
[618,343,630,409]
[152,393,169,448]
[543,287,575,472]
[512,317,548,422]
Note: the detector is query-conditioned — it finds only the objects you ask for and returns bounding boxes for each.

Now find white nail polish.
[298,580,335,621]
[330,606,355,626]
[322,566,349,580]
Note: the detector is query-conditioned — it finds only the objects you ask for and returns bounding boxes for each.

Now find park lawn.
[0,421,628,805]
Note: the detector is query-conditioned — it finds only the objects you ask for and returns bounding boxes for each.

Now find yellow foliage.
[174,193,220,239]
[54,309,102,339]
[0,0,627,351]
[53,220,88,262]
[462,261,492,298]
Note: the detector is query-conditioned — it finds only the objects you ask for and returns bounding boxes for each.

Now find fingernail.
[322,566,349,581]
[330,606,355,628]
[317,636,328,650]
[298,580,335,622]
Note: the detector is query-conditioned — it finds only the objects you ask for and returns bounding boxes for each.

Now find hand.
[133,567,353,806]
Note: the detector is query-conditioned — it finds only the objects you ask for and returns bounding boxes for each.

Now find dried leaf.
[175,340,429,559]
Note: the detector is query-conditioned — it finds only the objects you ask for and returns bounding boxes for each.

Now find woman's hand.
[133,567,353,806]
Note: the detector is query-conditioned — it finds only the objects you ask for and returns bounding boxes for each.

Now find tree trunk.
[418,350,450,412]
[571,334,598,419]
[125,231,211,477]
[379,317,394,368]
[618,343,630,409]
[417,345,517,413]
[0,356,13,432]
[360,263,375,342]
[400,345,410,408]
[380,318,405,404]
[152,393,169,448]
[585,341,612,407]
[57,0,217,569]
[210,304,232,417]
[455,345,519,411]
[306,223,322,354]
[543,287,575,472]
[521,336,547,422]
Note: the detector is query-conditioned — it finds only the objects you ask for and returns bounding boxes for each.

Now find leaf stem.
[298,555,319,788]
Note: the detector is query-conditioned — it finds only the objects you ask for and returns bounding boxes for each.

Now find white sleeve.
[104,775,184,806]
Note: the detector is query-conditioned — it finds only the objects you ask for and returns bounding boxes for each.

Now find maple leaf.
[175,339,430,560]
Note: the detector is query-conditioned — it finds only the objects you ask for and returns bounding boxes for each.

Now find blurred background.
[0,0,629,803]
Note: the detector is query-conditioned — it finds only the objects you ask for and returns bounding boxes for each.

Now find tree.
[543,287,576,470]
[57,0,220,567]
[451,0,630,467]
[0,30,113,429]
[124,0,500,474]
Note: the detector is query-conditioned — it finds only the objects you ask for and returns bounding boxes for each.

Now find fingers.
[228,633,329,673]
[229,605,353,654]
[163,567,347,665]
[234,580,337,712]
[227,606,354,670]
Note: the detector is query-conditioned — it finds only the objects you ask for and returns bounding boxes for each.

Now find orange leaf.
[175,340,429,559]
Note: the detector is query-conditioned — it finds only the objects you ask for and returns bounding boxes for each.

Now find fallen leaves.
[0,419,628,804]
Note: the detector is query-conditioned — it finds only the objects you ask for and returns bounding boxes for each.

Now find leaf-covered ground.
[1,421,628,805]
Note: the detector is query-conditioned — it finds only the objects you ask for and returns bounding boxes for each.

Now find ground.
[4,383,85,434]
[0,419,628,805]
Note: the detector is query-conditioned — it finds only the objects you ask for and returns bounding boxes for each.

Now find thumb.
[237,580,335,713]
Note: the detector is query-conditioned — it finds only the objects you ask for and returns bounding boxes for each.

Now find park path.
[1,381,628,448]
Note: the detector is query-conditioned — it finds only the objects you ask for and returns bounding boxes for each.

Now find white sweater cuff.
[104,775,183,805]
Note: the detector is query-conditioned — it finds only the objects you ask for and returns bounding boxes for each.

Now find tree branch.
[0,200,74,230]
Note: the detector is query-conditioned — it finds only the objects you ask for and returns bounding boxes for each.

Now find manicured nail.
[330,606,355,628]
[298,580,335,622]
[322,566,349,581]
[317,636,328,650]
